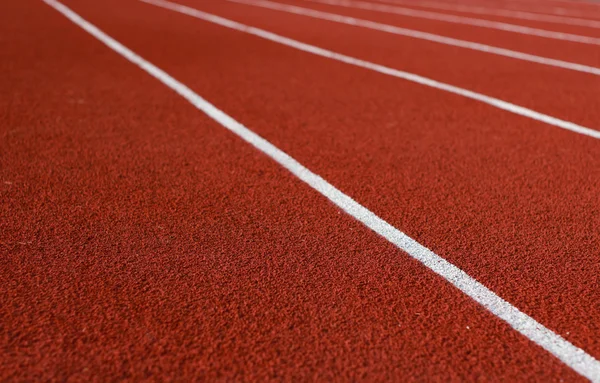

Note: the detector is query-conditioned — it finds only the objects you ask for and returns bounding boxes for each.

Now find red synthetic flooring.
[1,0,599,381]
[351,0,600,35]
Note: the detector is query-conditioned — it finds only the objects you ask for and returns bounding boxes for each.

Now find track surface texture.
[1,0,599,381]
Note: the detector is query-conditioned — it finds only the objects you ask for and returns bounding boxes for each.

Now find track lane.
[57,0,600,362]
[392,0,600,19]
[2,0,590,381]
[357,0,600,35]
[365,0,600,24]
[293,0,600,43]
[498,0,600,17]
[219,0,600,76]
[164,0,600,134]
[271,0,600,66]
[360,0,600,31]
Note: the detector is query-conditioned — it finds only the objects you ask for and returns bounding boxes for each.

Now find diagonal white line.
[372,0,600,28]
[437,0,600,19]
[225,0,600,75]
[142,0,600,140]
[44,0,600,380]
[534,5,600,19]
[302,0,600,45]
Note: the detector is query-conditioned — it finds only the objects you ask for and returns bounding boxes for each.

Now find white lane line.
[371,0,600,28]
[369,0,598,21]
[300,0,600,45]
[224,0,600,75]
[519,5,600,20]
[143,0,600,140]
[513,0,600,9]
[540,0,600,5]
[42,1,600,380]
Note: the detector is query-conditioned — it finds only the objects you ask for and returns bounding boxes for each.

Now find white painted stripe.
[368,0,598,21]
[301,0,600,45]
[401,0,600,19]
[542,0,600,6]
[515,0,600,9]
[225,0,600,75]
[373,0,600,28]
[524,5,600,19]
[143,0,600,140]
[42,0,600,380]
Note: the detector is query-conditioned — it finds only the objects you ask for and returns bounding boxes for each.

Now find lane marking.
[300,0,600,45]
[43,0,600,379]
[539,0,600,5]
[370,0,600,28]
[368,0,599,21]
[520,6,600,19]
[394,0,600,19]
[142,0,600,141]
[224,0,600,75]
[512,0,600,9]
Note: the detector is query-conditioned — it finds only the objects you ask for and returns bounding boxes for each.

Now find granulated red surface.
[2,0,599,381]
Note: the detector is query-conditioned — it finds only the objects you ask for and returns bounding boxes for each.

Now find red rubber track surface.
[271,0,600,66]
[185,0,600,129]
[305,0,600,36]
[1,0,598,381]
[365,0,600,34]
[409,0,600,20]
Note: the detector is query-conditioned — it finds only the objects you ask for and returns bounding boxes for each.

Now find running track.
[1,0,599,381]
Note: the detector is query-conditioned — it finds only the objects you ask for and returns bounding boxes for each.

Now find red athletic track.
[1,0,599,381]
[271,0,600,66]
[313,0,600,37]
[197,0,600,127]
[403,0,600,20]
